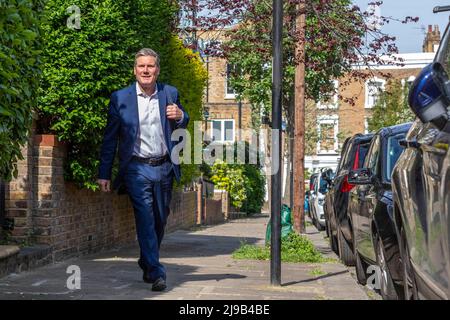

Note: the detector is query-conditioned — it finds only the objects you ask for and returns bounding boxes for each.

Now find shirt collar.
[136,82,158,98]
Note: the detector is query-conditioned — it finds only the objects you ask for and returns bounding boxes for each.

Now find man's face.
[134,55,160,89]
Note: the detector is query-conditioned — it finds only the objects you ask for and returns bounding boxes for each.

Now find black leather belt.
[131,154,170,166]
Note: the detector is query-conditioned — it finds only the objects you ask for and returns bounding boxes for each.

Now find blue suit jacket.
[98,82,189,192]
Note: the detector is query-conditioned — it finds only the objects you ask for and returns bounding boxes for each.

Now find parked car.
[324,132,374,265]
[310,168,334,231]
[348,122,411,300]
[392,21,450,299]
[308,173,319,220]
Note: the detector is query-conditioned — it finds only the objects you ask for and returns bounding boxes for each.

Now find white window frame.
[225,63,236,99]
[317,80,339,109]
[365,77,385,109]
[209,119,235,142]
[316,115,339,155]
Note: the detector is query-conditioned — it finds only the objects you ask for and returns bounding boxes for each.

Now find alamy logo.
[66,5,81,30]
[366,265,381,290]
[66,265,81,290]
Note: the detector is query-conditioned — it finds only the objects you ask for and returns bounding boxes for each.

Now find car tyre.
[400,227,419,300]
[352,230,367,285]
[337,225,355,266]
[375,235,398,300]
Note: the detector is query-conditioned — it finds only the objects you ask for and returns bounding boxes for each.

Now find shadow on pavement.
[281,270,348,287]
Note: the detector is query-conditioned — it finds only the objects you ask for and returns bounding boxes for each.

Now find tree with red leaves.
[178,0,418,125]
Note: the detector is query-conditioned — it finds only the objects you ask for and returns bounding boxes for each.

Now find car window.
[337,138,352,172]
[319,176,328,193]
[384,132,406,182]
[364,136,380,175]
[358,141,372,169]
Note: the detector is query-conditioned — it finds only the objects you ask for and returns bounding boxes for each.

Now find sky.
[352,0,450,53]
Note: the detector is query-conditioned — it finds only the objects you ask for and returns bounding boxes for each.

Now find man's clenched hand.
[97,179,111,192]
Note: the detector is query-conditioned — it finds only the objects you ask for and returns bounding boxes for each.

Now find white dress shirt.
[133,83,168,157]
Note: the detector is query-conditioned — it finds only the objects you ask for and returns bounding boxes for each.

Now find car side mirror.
[348,168,373,185]
[409,62,449,129]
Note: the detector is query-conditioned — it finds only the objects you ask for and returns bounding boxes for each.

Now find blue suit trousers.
[124,159,174,281]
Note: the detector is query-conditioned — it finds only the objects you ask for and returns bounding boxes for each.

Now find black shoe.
[138,258,153,284]
[151,277,167,291]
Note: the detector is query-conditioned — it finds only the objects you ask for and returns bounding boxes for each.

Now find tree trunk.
[293,1,306,234]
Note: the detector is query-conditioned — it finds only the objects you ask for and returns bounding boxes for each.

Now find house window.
[365,78,385,108]
[317,80,339,109]
[225,63,236,99]
[317,116,339,154]
[210,119,235,142]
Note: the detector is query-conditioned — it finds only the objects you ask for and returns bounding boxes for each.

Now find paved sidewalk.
[0,214,370,300]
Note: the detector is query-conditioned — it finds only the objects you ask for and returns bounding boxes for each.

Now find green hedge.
[209,142,266,213]
[37,0,206,190]
[0,0,44,181]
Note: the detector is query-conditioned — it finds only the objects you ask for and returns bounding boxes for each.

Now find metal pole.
[271,0,283,286]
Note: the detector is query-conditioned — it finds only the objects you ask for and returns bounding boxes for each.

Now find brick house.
[304,25,440,172]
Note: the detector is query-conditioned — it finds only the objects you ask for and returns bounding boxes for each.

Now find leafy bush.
[209,142,266,213]
[37,0,206,189]
[232,232,325,263]
[0,0,44,181]
[210,160,247,209]
[241,164,266,214]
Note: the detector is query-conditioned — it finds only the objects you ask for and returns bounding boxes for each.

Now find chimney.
[423,24,441,53]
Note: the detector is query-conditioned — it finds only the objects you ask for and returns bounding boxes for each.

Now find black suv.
[392,19,450,299]
[324,133,374,265]
[348,122,411,300]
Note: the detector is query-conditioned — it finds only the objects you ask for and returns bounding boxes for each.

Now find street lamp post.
[271,0,283,286]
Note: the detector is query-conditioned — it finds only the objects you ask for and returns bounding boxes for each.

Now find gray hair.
[134,48,160,67]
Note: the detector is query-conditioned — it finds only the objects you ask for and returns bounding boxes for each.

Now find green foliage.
[232,232,325,263]
[161,36,208,187]
[209,141,266,213]
[241,164,265,214]
[211,160,247,209]
[368,79,415,132]
[37,0,206,190]
[225,0,362,128]
[0,0,44,181]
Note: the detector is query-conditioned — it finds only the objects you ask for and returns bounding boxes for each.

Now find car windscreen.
[384,132,406,183]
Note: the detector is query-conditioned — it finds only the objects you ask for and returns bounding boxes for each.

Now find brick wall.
[5,134,217,261]
[204,198,224,225]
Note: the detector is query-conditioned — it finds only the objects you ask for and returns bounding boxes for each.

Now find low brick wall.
[166,190,198,233]
[4,134,203,262]
[204,198,224,225]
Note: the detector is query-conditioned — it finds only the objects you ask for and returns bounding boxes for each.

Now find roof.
[352,52,436,70]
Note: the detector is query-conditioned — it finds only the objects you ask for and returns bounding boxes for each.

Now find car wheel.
[337,225,355,266]
[317,221,325,231]
[328,219,339,255]
[352,230,367,285]
[375,235,398,300]
[400,227,418,300]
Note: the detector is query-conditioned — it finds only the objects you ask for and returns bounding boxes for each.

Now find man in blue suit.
[97,48,189,291]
